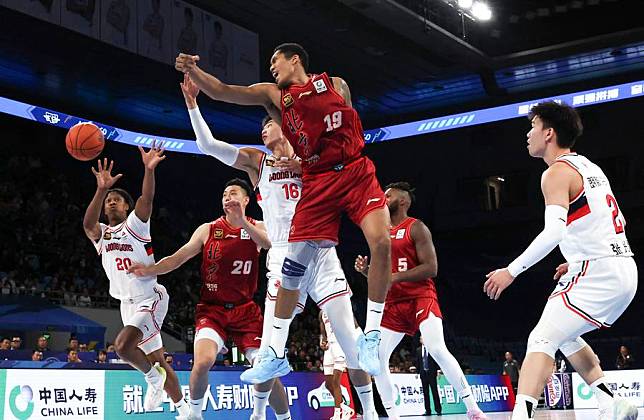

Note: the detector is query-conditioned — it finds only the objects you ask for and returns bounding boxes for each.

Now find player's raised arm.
[392,221,438,284]
[83,158,123,241]
[128,223,209,277]
[180,74,263,182]
[134,142,166,223]
[223,199,271,250]
[175,54,281,118]
[483,163,572,300]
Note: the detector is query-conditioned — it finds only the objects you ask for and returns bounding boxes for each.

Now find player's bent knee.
[526,326,559,358]
[560,337,588,357]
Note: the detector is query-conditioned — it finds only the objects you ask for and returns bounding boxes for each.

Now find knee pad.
[526,323,560,359]
[560,337,588,357]
[281,241,319,290]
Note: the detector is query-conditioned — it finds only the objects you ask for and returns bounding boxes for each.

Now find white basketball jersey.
[255,153,303,246]
[93,211,158,300]
[321,310,337,344]
[556,153,633,263]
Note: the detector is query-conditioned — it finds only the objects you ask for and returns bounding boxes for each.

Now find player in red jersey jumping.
[176,43,390,382]
[128,179,292,420]
[355,182,487,420]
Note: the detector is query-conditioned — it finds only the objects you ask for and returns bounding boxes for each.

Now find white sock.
[365,300,384,333]
[460,386,479,412]
[590,377,614,411]
[252,389,271,417]
[512,394,537,420]
[355,384,375,413]
[382,399,400,419]
[275,411,292,420]
[190,398,203,416]
[143,365,160,383]
[174,399,189,416]
[333,407,342,418]
[269,317,292,358]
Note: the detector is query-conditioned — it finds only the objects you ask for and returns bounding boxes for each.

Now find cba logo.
[9,385,35,419]
[577,383,594,400]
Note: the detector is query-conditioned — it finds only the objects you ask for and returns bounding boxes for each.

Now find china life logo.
[9,385,35,419]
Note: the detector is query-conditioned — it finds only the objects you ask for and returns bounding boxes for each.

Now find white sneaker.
[187,413,203,420]
[614,399,639,420]
[249,415,266,420]
[143,363,167,411]
[341,403,355,419]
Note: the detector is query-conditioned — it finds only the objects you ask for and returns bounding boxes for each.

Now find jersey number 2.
[116,258,132,271]
[606,194,625,234]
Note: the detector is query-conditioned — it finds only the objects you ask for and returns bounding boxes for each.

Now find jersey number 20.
[231,260,252,275]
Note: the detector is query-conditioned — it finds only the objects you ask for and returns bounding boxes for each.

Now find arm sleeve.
[188,106,239,166]
[507,205,568,277]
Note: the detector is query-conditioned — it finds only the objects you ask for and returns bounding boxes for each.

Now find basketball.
[65,122,105,161]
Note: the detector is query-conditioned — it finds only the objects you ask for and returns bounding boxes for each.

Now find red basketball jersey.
[387,217,437,303]
[200,216,260,305]
[280,72,364,174]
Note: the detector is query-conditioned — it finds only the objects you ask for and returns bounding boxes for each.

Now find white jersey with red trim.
[255,153,303,246]
[93,211,158,300]
[556,153,633,263]
[321,310,338,344]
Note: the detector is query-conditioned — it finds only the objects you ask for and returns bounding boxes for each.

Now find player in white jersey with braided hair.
[484,101,638,420]
[180,74,379,420]
[83,147,190,418]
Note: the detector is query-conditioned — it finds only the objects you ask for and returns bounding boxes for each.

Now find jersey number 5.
[231,260,252,275]
[397,257,408,272]
[606,194,625,234]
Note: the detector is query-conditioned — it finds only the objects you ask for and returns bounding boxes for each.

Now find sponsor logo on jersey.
[314,78,327,93]
[268,170,302,182]
[241,229,250,240]
[103,232,112,240]
[298,90,313,99]
[205,283,218,292]
[395,229,406,239]
[105,243,134,253]
[214,228,224,239]
[225,234,238,239]
[366,197,381,205]
[282,93,294,108]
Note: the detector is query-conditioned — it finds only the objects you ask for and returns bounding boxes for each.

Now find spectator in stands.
[107,344,116,353]
[78,288,92,307]
[502,351,520,394]
[35,336,49,352]
[67,337,79,352]
[10,336,22,350]
[67,349,81,363]
[97,350,108,364]
[165,354,173,366]
[79,343,88,352]
[32,350,43,361]
[0,338,10,350]
[616,345,635,370]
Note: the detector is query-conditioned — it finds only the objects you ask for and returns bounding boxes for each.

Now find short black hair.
[529,101,583,148]
[273,43,309,72]
[106,188,135,212]
[261,115,273,128]
[224,178,252,198]
[386,181,416,203]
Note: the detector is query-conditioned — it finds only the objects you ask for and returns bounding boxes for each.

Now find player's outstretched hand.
[139,141,166,170]
[483,268,515,300]
[354,255,369,277]
[274,157,302,174]
[224,200,245,225]
[127,262,153,277]
[180,73,200,107]
[553,262,569,280]
[175,53,200,73]
[91,158,123,190]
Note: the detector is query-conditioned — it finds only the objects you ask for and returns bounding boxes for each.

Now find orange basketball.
[65,122,105,161]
